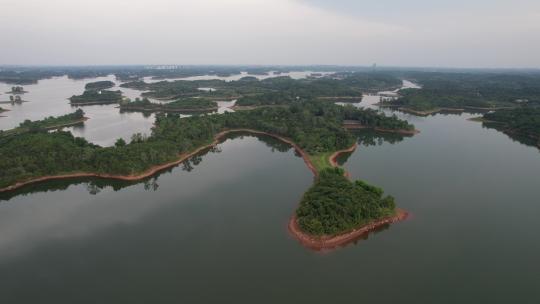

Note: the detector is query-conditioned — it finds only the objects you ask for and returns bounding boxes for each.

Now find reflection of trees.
[144,178,160,191]
[86,182,102,195]
[0,131,305,202]
[482,122,540,150]
[353,130,408,147]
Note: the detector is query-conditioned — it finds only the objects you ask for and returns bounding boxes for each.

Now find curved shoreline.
[0,128,409,251]
[0,129,317,193]
[289,143,409,250]
[288,209,409,250]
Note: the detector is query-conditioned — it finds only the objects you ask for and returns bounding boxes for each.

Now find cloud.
[0,0,538,67]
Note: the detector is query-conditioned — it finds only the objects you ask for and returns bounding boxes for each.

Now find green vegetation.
[120,97,218,112]
[296,167,396,235]
[481,107,540,147]
[69,90,123,105]
[0,109,85,138]
[0,100,413,189]
[120,72,406,104]
[85,81,115,91]
[235,92,296,107]
[383,72,540,112]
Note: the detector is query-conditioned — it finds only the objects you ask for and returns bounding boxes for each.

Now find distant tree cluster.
[69,90,123,105]
[85,81,115,91]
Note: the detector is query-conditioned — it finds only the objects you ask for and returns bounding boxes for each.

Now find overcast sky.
[1,0,539,68]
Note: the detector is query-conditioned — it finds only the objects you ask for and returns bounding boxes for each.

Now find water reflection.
[481,121,540,150]
[354,129,410,147]
[0,133,297,202]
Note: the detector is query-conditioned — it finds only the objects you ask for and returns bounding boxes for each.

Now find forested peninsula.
[0,101,415,248]
[0,109,86,138]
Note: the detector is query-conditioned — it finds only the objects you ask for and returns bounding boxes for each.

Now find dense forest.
[85,81,115,91]
[383,72,540,111]
[481,107,540,147]
[69,90,123,105]
[119,72,404,103]
[0,100,414,189]
[120,97,218,112]
[296,167,396,235]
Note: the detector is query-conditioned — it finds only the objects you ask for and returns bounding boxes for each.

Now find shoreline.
[0,128,409,251]
[288,209,409,250]
[289,142,409,250]
[0,129,318,193]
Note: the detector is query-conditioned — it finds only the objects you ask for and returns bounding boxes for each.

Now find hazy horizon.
[2,0,539,68]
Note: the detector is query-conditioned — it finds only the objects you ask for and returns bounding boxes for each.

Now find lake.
[0,81,539,303]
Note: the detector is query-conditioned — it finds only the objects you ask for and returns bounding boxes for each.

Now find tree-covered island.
[0,100,415,247]
[69,90,124,105]
[85,80,115,91]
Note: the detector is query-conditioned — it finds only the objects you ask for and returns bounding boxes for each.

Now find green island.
[85,80,115,91]
[0,100,415,248]
[475,107,540,148]
[69,89,123,105]
[296,167,396,235]
[120,97,218,113]
[0,109,86,138]
[380,72,540,115]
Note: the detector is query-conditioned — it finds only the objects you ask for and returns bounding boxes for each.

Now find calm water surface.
[0,81,539,303]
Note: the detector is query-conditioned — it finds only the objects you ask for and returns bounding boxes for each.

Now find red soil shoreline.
[0,128,409,251]
[288,142,409,250]
[0,129,317,193]
[288,209,409,250]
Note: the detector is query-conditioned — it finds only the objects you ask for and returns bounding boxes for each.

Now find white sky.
[1,0,539,68]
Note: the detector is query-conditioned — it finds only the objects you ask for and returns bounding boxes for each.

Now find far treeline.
[382,72,540,111]
[0,100,414,237]
[120,73,402,105]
